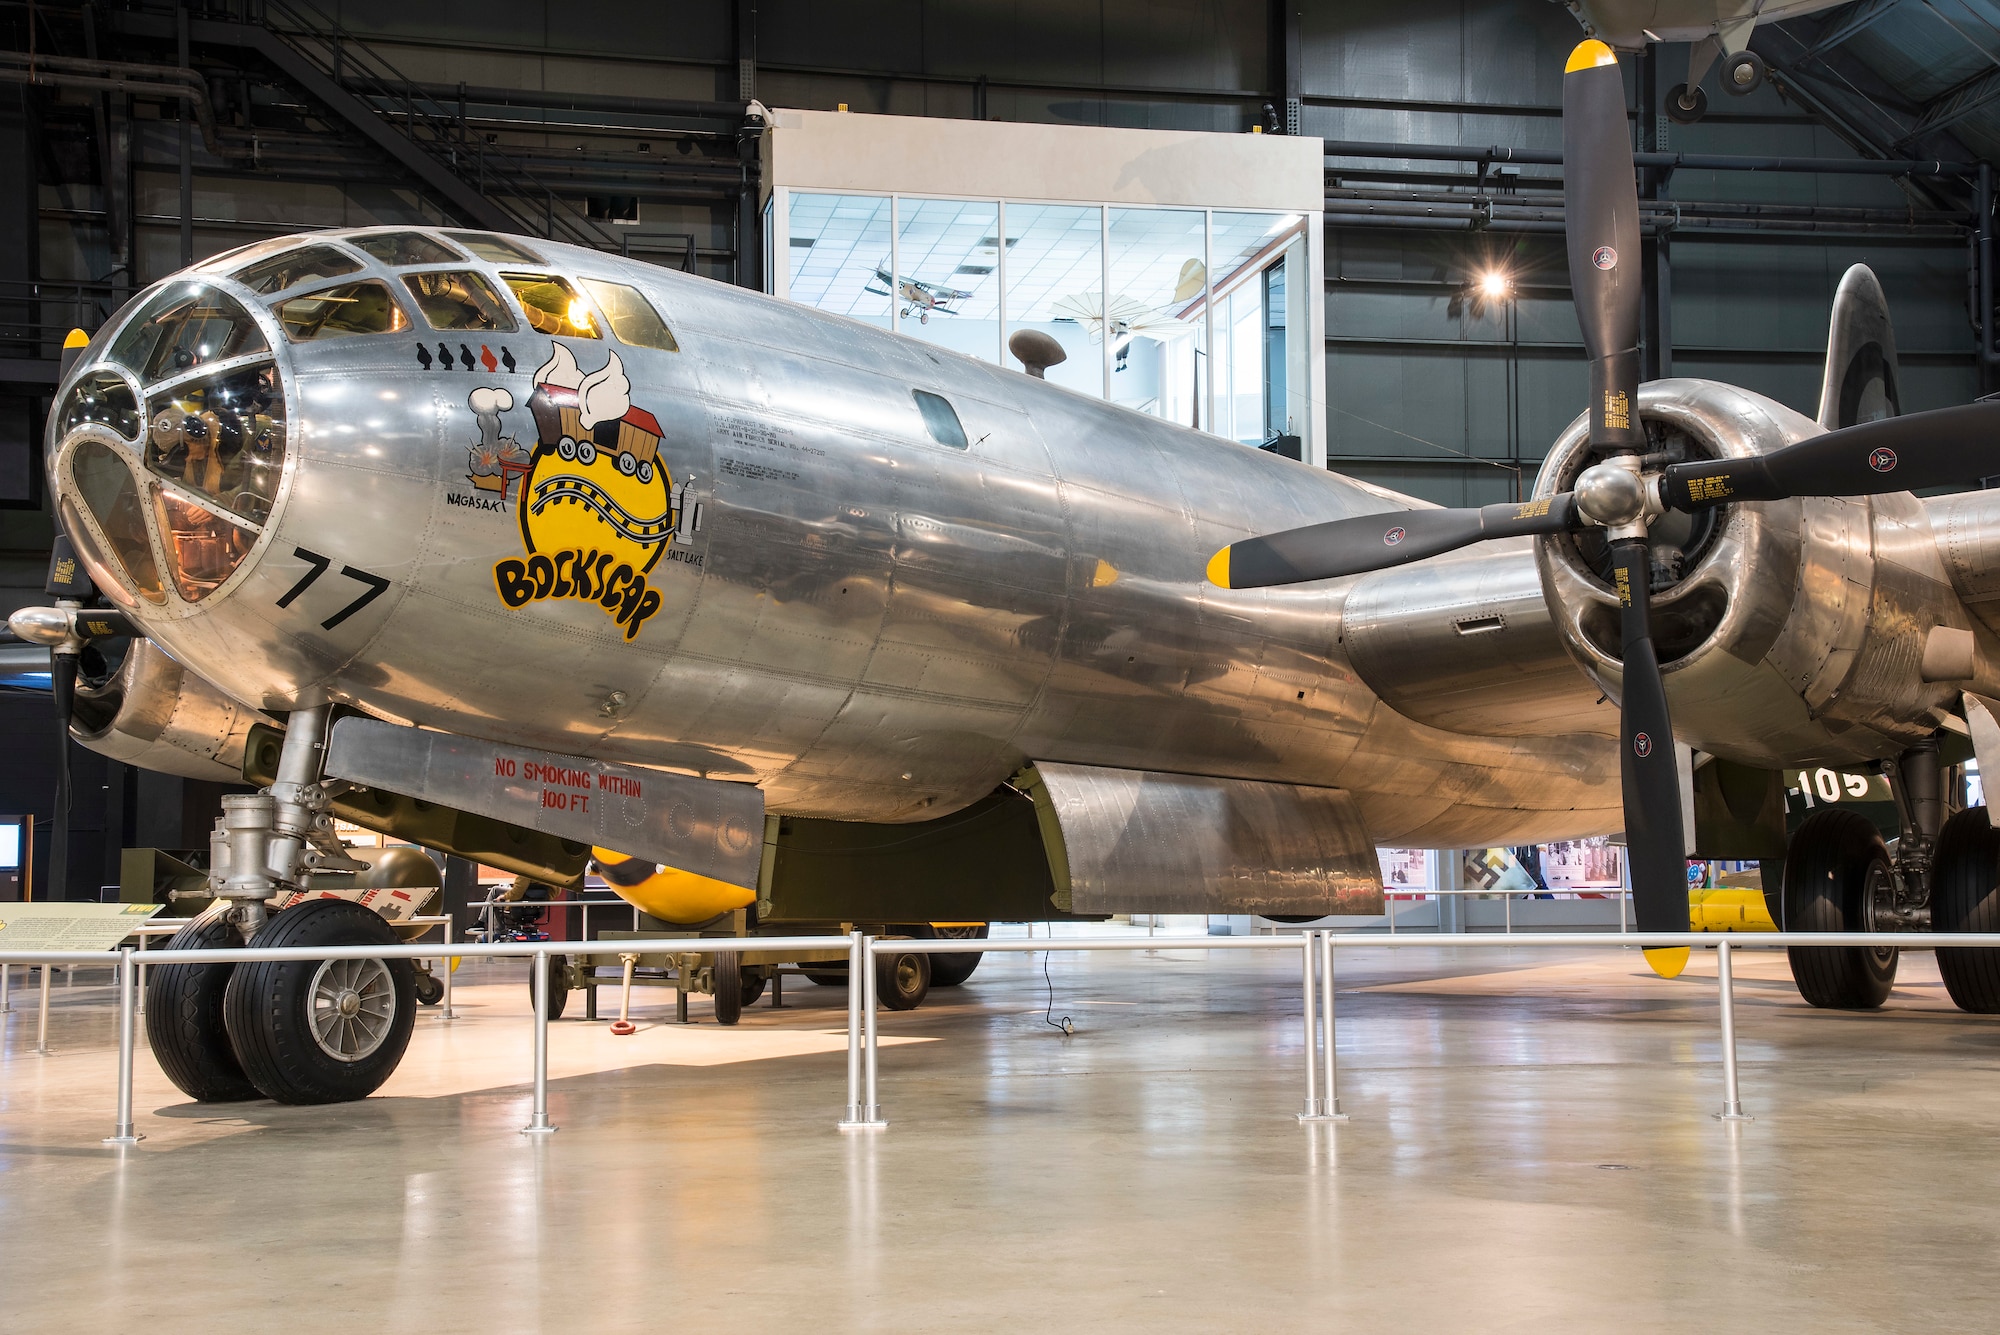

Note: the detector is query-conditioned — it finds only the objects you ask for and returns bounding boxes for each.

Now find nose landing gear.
[146,705,414,1106]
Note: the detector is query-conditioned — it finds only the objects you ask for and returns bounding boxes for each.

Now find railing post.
[104,949,141,1145]
[1297,931,1323,1120]
[838,929,877,1129]
[1,961,10,1013]
[440,918,456,1021]
[522,947,557,1135]
[1320,930,1348,1120]
[862,935,885,1127]
[1715,939,1752,1122]
[37,962,52,1054]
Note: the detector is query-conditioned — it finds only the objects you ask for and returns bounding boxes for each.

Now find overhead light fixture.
[1479,270,1512,300]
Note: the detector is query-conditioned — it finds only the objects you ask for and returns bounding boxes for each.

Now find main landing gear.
[1780,735,2000,1012]
[146,706,415,1105]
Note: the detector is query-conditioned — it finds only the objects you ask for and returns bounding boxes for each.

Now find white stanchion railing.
[14,929,2000,1146]
[852,930,2000,1131]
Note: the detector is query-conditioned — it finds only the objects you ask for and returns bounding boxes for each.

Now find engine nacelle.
[1535,379,1986,768]
[71,637,266,782]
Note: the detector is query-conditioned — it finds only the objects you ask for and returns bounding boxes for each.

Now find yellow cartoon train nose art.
[473,343,704,640]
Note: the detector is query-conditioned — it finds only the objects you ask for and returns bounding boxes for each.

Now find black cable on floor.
[1042,948,1074,1035]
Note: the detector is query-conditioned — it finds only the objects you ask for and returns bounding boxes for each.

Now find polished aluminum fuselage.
[73,234,1623,848]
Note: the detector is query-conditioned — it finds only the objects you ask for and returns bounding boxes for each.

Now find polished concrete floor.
[4,935,1999,1332]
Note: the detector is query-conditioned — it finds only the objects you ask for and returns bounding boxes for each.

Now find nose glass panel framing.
[145,362,287,525]
[108,283,268,383]
[56,371,140,441]
[67,439,165,604]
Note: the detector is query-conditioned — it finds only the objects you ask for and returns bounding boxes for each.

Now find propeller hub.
[1573,459,1652,530]
[8,605,73,647]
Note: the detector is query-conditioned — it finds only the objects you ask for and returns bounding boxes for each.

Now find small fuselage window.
[233,244,364,296]
[580,278,679,351]
[402,271,519,333]
[913,389,968,449]
[353,231,467,266]
[502,273,601,338]
[277,281,410,341]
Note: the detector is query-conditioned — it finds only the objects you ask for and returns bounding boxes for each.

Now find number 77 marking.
[276,547,391,630]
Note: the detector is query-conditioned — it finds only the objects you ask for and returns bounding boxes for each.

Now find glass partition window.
[276,281,410,341]
[402,271,517,333]
[233,244,364,296]
[788,193,892,328]
[894,198,1000,361]
[352,231,466,266]
[145,362,286,524]
[67,440,164,604]
[502,274,600,338]
[776,193,1310,454]
[580,279,677,350]
[1003,203,1103,399]
[58,371,141,441]
[1107,208,1206,428]
[109,285,268,385]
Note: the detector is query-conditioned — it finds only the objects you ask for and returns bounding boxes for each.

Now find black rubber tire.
[1666,83,1707,124]
[739,969,768,1008]
[712,951,743,1025]
[413,969,444,1006]
[898,923,988,987]
[223,900,417,1105]
[1783,808,1898,1010]
[1721,49,1765,96]
[876,948,931,1011]
[1932,807,2000,1011]
[530,953,569,1021]
[145,914,261,1103]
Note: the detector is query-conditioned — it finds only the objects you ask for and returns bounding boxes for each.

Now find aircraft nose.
[49,281,288,610]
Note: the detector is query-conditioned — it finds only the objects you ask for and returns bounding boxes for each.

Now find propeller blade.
[1661,400,2000,510]
[1563,40,1644,453]
[1207,494,1580,589]
[1607,539,1692,972]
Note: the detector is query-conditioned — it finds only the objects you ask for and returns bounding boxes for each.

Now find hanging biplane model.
[865,265,975,323]
[16,40,2000,1107]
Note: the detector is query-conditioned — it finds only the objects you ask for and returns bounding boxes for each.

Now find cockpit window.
[57,371,141,440]
[402,270,518,332]
[108,285,268,386]
[580,279,679,351]
[67,440,165,605]
[276,281,410,341]
[501,273,600,338]
[913,390,968,449]
[447,231,546,265]
[352,231,466,266]
[144,362,287,525]
[233,244,365,296]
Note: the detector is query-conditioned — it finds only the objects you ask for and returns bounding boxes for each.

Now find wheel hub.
[308,958,396,1063]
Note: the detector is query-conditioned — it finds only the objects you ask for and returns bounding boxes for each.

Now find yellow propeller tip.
[1566,39,1619,73]
[1643,946,1691,979]
[1205,546,1233,589]
[62,327,89,350]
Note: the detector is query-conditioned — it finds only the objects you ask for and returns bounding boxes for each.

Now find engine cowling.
[70,637,265,782]
[1535,378,1987,768]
